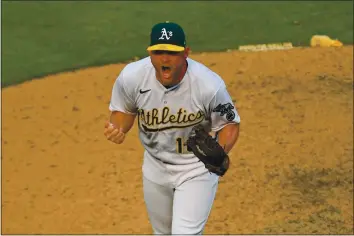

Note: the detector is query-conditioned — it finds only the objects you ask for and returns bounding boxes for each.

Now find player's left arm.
[217,123,240,154]
[208,83,241,154]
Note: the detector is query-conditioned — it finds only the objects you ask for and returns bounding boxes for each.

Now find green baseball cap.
[147,21,186,52]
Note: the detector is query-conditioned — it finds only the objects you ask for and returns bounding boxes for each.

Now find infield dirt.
[2,46,353,234]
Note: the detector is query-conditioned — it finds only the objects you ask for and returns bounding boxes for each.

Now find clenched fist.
[104,121,126,144]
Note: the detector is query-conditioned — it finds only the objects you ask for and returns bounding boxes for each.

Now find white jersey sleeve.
[109,70,138,114]
[209,83,240,132]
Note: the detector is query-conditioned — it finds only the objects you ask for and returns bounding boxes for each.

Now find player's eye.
[152,50,164,55]
[152,50,179,56]
[166,51,179,56]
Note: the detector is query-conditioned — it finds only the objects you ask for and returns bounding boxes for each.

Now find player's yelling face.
[150,48,189,87]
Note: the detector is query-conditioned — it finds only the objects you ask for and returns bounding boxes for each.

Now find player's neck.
[178,60,188,83]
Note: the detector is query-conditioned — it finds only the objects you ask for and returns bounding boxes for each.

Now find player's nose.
[161,54,171,62]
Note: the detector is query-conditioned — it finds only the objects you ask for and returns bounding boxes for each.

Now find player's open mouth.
[161,66,171,79]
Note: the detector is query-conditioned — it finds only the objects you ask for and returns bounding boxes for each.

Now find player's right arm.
[104,69,138,144]
[104,111,136,144]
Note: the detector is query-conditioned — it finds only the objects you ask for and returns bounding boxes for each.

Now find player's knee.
[152,224,172,235]
[171,227,204,235]
[153,229,172,235]
[150,218,172,235]
[171,220,205,235]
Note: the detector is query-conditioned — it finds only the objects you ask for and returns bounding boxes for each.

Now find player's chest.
[136,82,206,131]
[136,82,198,111]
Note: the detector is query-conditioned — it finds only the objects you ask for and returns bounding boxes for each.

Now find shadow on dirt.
[260,165,353,234]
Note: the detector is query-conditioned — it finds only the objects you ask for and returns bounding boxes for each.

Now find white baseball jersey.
[109,57,240,185]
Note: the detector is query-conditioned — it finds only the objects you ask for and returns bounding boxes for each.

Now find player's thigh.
[172,173,219,234]
[143,176,174,234]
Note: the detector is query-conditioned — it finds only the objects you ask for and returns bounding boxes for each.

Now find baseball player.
[104,21,241,234]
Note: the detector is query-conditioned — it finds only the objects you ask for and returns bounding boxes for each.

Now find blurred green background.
[2,1,353,87]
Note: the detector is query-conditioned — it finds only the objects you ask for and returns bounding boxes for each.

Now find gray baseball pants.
[143,172,219,234]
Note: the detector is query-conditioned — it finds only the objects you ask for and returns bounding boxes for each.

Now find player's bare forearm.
[217,123,240,154]
[110,111,136,133]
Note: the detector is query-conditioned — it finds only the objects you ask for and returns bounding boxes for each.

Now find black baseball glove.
[186,124,230,176]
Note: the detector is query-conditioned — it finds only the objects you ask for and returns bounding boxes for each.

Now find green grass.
[2,1,353,87]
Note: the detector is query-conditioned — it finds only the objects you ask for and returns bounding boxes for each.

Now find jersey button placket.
[163,90,168,104]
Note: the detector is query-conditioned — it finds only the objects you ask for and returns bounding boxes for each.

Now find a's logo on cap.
[158,28,173,40]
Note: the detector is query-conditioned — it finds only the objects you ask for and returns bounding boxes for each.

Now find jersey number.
[176,137,190,154]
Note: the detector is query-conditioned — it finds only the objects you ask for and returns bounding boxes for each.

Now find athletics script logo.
[138,107,204,132]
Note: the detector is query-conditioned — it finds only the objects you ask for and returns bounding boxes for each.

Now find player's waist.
[144,149,200,165]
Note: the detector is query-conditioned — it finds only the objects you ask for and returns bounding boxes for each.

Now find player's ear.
[184,47,190,58]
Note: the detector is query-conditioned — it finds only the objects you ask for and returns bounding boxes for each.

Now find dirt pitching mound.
[2,46,353,234]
